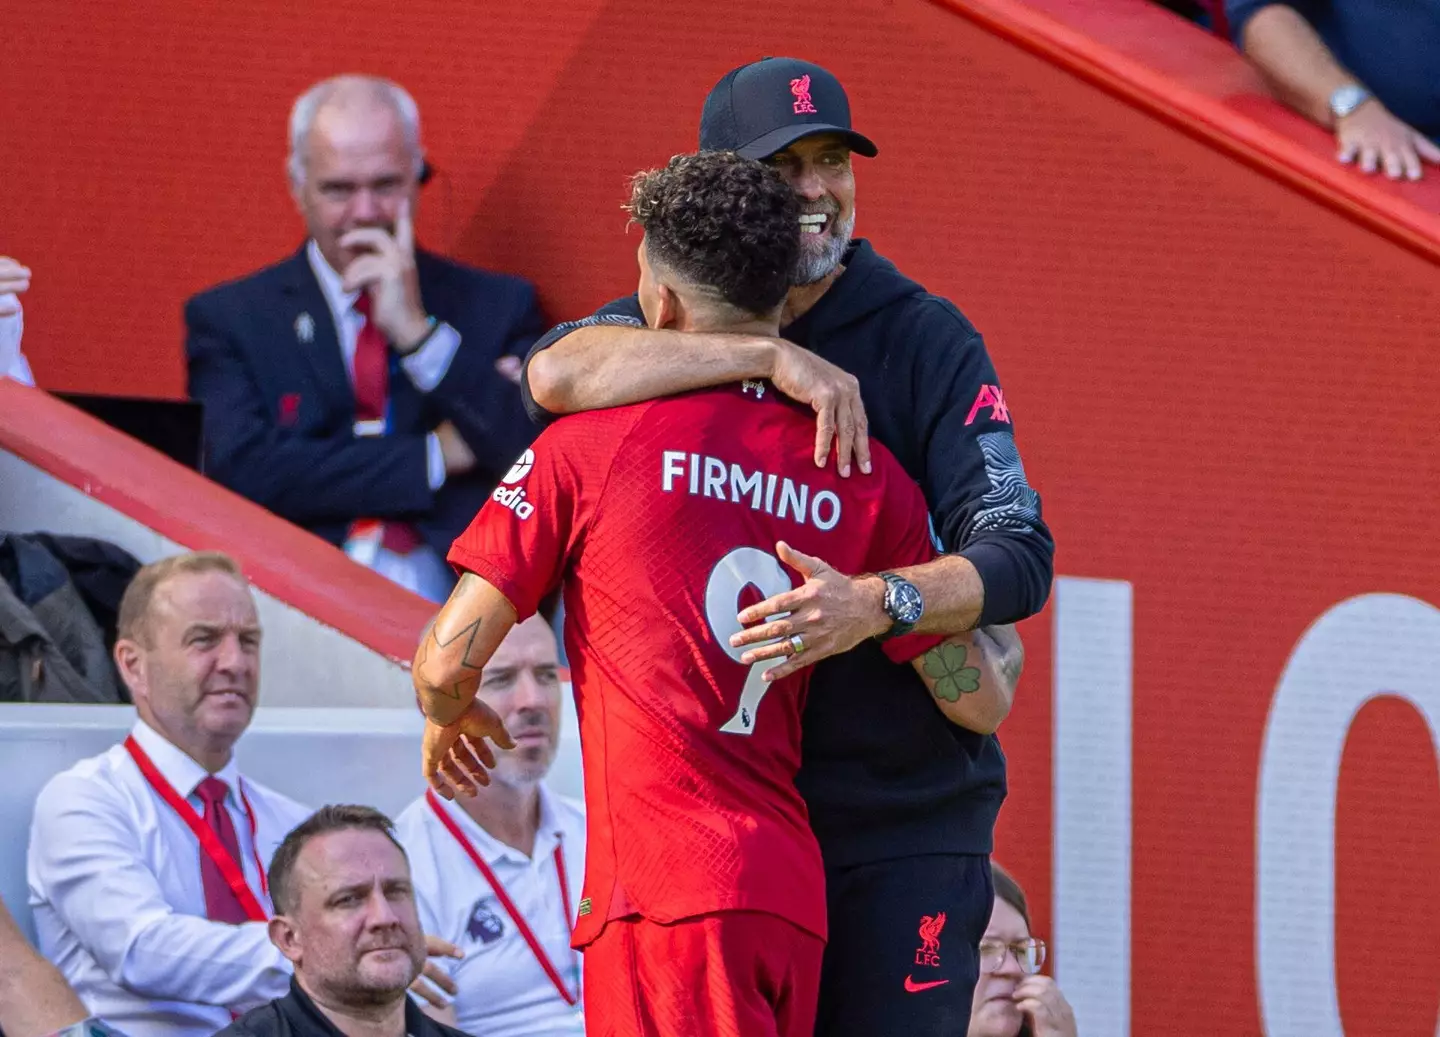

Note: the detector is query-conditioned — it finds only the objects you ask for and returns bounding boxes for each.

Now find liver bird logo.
[790,74,818,115]
[918,912,947,955]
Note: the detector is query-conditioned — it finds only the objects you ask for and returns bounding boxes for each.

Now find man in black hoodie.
[521,57,1053,1037]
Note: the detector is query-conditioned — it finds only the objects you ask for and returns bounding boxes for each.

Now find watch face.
[889,579,924,625]
[1331,85,1369,117]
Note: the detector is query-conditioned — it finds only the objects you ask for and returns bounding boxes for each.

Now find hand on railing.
[1337,101,1440,182]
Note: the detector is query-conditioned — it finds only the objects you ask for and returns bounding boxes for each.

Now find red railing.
[0,379,433,664]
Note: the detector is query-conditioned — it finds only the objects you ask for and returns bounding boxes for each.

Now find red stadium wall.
[7,1,1440,1033]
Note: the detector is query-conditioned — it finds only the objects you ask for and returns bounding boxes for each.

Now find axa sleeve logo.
[964,384,1011,426]
[494,448,537,519]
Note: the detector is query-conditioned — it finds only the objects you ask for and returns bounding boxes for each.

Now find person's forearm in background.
[1239,3,1440,178]
[1241,5,1357,125]
[0,902,88,1037]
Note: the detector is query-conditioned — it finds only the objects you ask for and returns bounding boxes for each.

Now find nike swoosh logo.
[904,976,951,993]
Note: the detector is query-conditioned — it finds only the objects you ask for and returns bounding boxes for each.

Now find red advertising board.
[4,1,1440,1033]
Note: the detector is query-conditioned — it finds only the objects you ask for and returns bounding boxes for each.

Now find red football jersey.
[448,386,940,947]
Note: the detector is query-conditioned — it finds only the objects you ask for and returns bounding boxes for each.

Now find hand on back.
[769,341,872,478]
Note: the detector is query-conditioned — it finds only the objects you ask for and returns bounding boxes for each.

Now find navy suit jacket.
[185,246,542,557]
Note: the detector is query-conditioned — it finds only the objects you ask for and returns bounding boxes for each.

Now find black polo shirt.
[215,978,469,1037]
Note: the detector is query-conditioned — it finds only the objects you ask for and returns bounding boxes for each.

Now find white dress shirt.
[0,297,35,385]
[305,240,460,603]
[27,720,312,1037]
[395,786,587,1037]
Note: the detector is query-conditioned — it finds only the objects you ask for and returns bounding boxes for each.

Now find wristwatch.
[1328,84,1372,120]
[877,572,925,640]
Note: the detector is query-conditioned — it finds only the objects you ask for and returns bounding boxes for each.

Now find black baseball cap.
[699,57,878,161]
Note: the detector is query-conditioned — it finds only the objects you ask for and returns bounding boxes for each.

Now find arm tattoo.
[433,617,486,672]
[415,615,486,700]
[922,642,982,702]
[999,650,1023,688]
[414,619,437,672]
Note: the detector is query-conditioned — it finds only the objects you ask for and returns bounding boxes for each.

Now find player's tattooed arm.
[909,625,1023,735]
[412,573,520,726]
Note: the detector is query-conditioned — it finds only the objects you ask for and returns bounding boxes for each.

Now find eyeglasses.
[978,937,1047,975]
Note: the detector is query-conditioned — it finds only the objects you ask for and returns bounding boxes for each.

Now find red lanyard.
[425,789,578,1006]
[124,735,269,923]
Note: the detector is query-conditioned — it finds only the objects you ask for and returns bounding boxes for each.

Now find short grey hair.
[287,74,424,186]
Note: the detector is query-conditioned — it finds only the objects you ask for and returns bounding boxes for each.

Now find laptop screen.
[53,393,205,473]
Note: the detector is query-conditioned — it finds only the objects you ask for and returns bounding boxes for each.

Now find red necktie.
[351,296,422,554]
[353,294,390,425]
[195,777,251,925]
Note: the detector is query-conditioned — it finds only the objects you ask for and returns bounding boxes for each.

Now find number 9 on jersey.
[705,546,794,736]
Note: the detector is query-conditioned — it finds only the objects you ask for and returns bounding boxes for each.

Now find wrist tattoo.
[923,642,982,702]
[437,680,468,701]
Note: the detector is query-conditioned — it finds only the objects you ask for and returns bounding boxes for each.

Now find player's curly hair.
[627,150,799,317]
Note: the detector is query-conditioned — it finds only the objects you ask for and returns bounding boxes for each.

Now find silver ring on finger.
[789,634,806,656]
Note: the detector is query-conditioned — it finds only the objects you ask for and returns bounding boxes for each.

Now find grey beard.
[792,207,855,286]
[493,759,549,790]
[492,744,554,790]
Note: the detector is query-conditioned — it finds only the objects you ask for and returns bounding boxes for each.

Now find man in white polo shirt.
[395,615,585,1037]
[26,551,461,1037]
[27,552,310,1037]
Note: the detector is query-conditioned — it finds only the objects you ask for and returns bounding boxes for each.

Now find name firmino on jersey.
[660,451,841,531]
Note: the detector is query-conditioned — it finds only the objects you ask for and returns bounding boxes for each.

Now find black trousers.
[814,854,993,1036]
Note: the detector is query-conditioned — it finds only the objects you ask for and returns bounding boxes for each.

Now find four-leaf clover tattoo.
[922,642,982,702]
